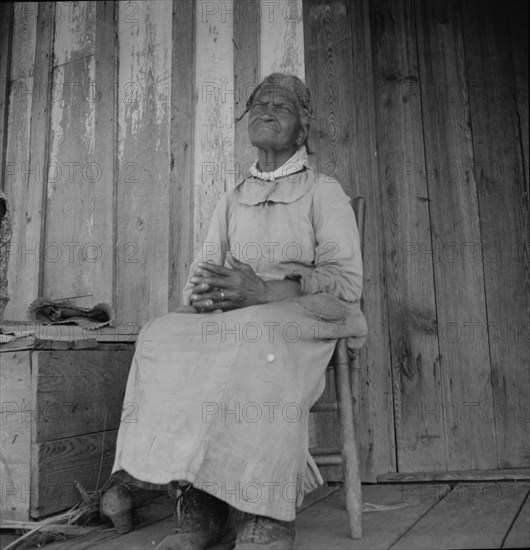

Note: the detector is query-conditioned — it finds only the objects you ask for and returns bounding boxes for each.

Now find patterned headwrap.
[237,73,314,154]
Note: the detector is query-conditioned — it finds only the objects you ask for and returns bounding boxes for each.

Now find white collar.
[249,145,309,181]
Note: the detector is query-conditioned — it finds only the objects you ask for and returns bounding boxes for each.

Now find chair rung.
[310,402,339,412]
[309,447,342,456]
[312,454,343,466]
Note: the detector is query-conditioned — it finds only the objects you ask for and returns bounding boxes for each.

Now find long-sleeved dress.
[112,166,367,521]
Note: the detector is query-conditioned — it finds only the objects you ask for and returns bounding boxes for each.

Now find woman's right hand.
[189,263,222,313]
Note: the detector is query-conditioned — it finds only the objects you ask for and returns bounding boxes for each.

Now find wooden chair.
[309,196,365,539]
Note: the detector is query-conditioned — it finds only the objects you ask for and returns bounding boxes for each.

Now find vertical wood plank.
[169,0,195,309]
[509,1,529,191]
[3,3,37,319]
[370,0,447,472]
[0,351,33,522]
[44,1,110,309]
[233,0,260,177]
[508,0,529,325]
[8,2,38,80]
[349,0,396,480]
[462,0,530,468]
[53,1,97,66]
[116,0,172,325]
[94,1,117,312]
[304,0,395,481]
[0,2,14,192]
[415,0,496,469]
[260,0,304,79]
[4,2,53,320]
[193,0,235,252]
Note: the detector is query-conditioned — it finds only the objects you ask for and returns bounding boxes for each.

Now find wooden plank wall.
[0,0,528,479]
[304,0,395,481]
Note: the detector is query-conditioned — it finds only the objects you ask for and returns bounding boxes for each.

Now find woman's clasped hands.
[189,254,269,313]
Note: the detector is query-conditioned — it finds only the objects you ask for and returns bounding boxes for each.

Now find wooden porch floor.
[2,482,529,549]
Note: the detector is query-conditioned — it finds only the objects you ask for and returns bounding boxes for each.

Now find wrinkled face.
[247,86,307,153]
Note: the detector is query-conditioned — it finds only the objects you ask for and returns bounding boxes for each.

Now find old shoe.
[233,510,296,550]
[155,485,230,550]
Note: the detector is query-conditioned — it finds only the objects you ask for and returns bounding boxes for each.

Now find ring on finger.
[219,289,225,301]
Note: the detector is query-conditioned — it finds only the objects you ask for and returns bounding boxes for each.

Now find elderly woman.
[111,73,367,550]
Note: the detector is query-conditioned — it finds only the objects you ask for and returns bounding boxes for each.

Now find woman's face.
[247,86,307,154]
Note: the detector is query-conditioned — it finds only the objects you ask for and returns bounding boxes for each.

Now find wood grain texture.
[461,0,530,469]
[349,0,396,481]
[415,0,495,470]
[4,2,55,317]
[304,0,395,482]
[94,0,117,310]
[378,468,530,482]
[260,0,304,79]
[296,483,450,550]
[169,0,195,309]
[1,321,139,342]
[509,1,529,195]
[370,0,446,472]
[53,1,96,66]
[33,350,134,441]
[0,2,14,192]
[233,0,260,177]
[44,19,102,307]
[32,429,118,518]
[393,482,530,549]
[193,0,235,251]
[116,0,172,326]
[3,3,40,320]
[0,351,32,522]
[504,493,530,549]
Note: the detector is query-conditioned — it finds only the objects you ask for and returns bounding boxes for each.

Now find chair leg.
[334,340,362,539]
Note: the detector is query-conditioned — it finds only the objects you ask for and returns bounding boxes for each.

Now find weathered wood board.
[0,351,33,523]
[504,493,530,549]
[116,0,172,326]
[461,0,530,468]
[296,483,450,549]
[348,0,396,481]
[193,0,235,252]
[0,346,134,521]
[33,350,133,441]
[169,0,195,309]
[393,482,530,549]
[32,430,119,518]
[3,3,40,320]
[233,0,261,177]
[416,0,495,470]
[370,0,446,472]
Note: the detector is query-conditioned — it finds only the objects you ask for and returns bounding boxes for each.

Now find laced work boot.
[232,510,296,550]
[155,485,230,550]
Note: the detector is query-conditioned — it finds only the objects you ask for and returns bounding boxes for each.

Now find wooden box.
[0,340,135,523]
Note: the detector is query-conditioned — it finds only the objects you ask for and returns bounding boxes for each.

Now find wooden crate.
[0,343,135,522]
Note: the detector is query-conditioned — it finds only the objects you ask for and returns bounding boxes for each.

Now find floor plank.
[378,468,530,483]
[393,482,530,549]
[295,484,450,549]
[21,482,529,549]
[503,494,530,548]
[39,495,172,550]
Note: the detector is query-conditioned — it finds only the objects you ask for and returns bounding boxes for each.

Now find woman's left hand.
[189,254,268,312]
